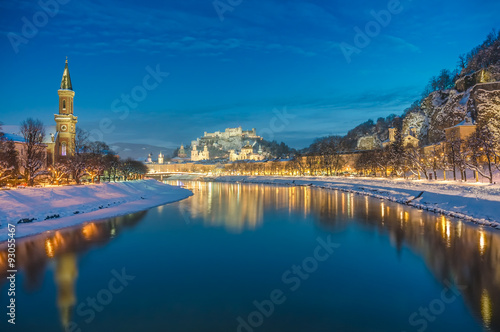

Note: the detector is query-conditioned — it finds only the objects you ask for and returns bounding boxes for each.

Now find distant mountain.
[110,142,174,161]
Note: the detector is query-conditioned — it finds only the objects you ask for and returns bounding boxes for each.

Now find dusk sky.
[1,0,499,148]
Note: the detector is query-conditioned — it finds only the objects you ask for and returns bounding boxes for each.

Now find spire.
[60,57,73,90]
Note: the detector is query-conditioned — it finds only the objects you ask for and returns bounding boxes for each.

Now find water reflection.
[0,211,147,329]
[0,181,499,331]
[55,253,77,329]
[171,180,500,330]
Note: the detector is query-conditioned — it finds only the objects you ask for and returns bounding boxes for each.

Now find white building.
[191,145,210,161]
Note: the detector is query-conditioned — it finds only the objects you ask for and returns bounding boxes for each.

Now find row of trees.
[0,118,148,186]
[222,121,499,183]
[355,125,500,183]
[223,124,499,183]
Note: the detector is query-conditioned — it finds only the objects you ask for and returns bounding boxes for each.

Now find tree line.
[0,118,148,187]
[354,124,500,183]
[220,125,499,183]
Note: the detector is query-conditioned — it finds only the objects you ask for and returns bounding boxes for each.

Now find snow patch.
[0,179,192,241]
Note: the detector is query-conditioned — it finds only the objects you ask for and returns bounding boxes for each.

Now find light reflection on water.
[0,181,499,331]
[171,181,500,330]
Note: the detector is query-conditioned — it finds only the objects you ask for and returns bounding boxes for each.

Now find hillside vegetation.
[313,29,500,152]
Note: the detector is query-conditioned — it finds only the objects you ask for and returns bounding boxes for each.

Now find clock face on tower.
[61,124,68,132]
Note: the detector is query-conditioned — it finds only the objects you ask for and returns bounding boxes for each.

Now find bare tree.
[465,126,497,183]
[0,124,19,184]
[64,128,91,184]
[104,154,120,181]
[49,161,70,185]
[74,127,90,154]
[316,136,346,176]
[290,153,307,176]
[85,141,112,183]
[66,153,87,184]
[20,118,46,186]
[445,133,467,181]
[404,146,428,180]
[118,158,148,181]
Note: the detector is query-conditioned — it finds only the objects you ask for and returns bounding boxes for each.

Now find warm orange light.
[45,238,55,258]
[82,223,97,240]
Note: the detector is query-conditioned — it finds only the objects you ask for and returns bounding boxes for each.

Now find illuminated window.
[61,142,67,156]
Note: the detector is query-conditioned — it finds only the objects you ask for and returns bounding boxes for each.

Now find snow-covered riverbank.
[0,179,192,241]
[215,176,500,229]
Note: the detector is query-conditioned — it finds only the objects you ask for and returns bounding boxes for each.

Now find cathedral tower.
[54,58,77,161]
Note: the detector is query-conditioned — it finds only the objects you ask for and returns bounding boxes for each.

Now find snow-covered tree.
[19,118,46,186]
[404,146,428,180]
[465,126,498,183]
[0,124,19,184]
[49,161,70,185]
[85,141,112,183]
[118,158,148,180]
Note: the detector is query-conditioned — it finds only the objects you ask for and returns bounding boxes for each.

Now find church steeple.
[54,58,77,162]
[60,57,72,90]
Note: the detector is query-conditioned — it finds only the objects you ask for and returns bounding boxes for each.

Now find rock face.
[350,31,500,151]
[349,80,499,151]
[471,86,500,139]
[400,82,500,146]
[455,68,500,92]
[357,135,380,150]
[418,89,469,145]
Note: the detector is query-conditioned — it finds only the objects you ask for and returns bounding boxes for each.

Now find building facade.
[46,59,78,164]
[191,144,210,161]
[229,142,265,161]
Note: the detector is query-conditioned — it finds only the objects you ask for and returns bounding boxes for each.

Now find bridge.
[147,172,209,181]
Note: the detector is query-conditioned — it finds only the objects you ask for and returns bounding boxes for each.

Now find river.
[0,181,498,332]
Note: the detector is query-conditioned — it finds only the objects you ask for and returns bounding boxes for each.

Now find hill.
[110,142,174,161]
[313,29,500,152]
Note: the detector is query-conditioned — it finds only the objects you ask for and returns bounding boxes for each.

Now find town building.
[191,144,210,161]
[444,117,476,141]
[47,58,78,164]
[191,127,261,147]
[3,59,77,167]
[229,142,265,161]
[203,127,259,140]
[382,127,419,148]
[178,144,187,158]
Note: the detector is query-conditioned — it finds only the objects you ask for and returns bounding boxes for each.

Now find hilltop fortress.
[192,127,259,145]
[186,127,264,161]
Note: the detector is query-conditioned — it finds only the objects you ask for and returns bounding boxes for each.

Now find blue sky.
[1,0,499,148]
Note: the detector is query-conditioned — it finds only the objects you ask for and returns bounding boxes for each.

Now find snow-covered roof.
[452,119,476,127]
[1,125,57,144]
[3,133,24,143]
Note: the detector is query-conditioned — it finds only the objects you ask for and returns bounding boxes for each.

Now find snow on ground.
[215,176,500,229]
[0,179,192,242]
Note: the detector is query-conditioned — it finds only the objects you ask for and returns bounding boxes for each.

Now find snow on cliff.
[0,179,192,241]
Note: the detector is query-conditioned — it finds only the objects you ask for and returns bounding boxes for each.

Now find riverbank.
[0,179,192,241]
[215,176,500,229]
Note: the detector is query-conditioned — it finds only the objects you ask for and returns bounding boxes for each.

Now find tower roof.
[60,58,73,90]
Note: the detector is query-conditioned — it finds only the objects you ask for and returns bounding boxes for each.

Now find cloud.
[383,35,421,53]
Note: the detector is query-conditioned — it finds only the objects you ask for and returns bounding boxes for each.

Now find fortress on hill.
[199,127,259,142]
[184,126,264,162]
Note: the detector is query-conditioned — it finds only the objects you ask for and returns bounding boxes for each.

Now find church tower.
[54,58,77,162]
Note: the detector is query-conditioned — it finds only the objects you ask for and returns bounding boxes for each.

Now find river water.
[0,181,498,332]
